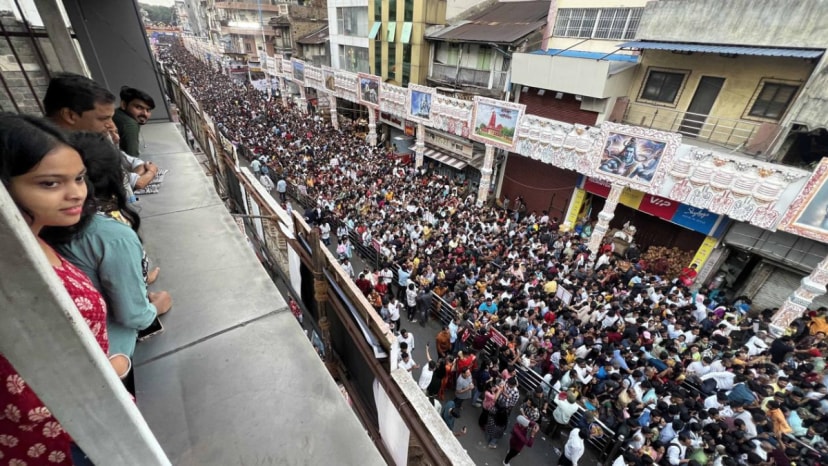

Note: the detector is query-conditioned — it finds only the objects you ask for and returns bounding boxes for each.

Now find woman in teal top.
[58,133,172,358]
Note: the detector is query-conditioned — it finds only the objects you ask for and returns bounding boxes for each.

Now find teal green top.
[58,214,156,356]
[113,107,141,157]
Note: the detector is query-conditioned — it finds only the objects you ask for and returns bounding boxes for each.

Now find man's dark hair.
[43,73,115,117]
[119,86,156,109]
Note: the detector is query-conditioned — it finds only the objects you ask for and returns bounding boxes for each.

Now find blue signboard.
[670,204,720,235]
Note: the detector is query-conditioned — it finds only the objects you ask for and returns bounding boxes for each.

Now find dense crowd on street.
[161,41,828,466]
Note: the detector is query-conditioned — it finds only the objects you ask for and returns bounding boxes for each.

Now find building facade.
[510,0,648,125]
[202,1,328,59]
[297,25,330,66]
[425,0,550,99]
[328,0,371,72]
[368,0,444,85]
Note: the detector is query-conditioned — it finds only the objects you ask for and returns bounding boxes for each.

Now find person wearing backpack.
[663,433,692,465]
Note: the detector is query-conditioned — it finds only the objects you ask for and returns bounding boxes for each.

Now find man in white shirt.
[388,298,401,330]
[259,173,275,191]
[418,346,435,392]
[664,434,691,465]
[732,404,758,438]
[686,357,713,378]
[380,266,394,285]
[744,333,770,357]
[700,370,736,391]
[561,427,586,466]
[549,392,580,436]
[573,358,594,385]
[399,328,415,351]
[398,352,419,374]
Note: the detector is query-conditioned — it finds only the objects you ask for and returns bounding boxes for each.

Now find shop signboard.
[582,177,611,197]
[565,188,587,228]
[670,204,719,235]
[582,177,643,209]
[638,194,680,220]
[690,236,718,269]
[618,188,644,209]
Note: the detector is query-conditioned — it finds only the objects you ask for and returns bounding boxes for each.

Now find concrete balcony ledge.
[132,122,383,465]
[511,52,638,99]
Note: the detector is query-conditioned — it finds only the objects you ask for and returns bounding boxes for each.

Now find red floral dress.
[0,256,109,465]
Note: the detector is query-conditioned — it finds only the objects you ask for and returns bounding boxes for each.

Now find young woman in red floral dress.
[0,114,112,465]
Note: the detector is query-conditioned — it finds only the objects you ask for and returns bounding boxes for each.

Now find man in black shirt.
[769,336,795,364]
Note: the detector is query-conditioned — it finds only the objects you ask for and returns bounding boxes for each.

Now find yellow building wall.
[368,0,440,83]
[625,51,815,144]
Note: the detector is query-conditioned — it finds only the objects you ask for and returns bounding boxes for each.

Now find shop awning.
[617,41,824,58]
[368,22,381,40]
[423,147,467,170]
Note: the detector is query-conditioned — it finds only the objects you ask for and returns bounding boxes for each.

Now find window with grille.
[640,70,685,103]
[553,8,642,40]
[748,82,798,120]
[553,9,597,38]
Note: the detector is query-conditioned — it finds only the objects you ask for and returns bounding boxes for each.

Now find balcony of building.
[425,0,548,96]
[161,74,473,465]
[511,49,639,124]
[512,49,638,99]
[428,62,508,92]
[616,41,825,161]
[130,123,394,464]
[0,118,389,464]
[220,23,278,36]
[621,101,776,154]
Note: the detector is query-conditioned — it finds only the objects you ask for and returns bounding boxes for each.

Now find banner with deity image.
[470,96,525,150]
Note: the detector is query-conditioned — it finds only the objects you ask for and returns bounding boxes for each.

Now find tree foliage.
[140,3,175,25]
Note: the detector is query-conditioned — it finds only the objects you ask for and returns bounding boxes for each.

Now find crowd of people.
[162,41,828,466]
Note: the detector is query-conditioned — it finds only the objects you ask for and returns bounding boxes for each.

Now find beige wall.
[627,51,814,121]
[624,51,815,146]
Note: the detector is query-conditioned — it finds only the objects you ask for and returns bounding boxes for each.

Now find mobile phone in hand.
[137,317,164,342]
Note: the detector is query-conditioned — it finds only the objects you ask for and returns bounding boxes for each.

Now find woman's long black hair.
[68,132,141,233]
[0,112,96,244]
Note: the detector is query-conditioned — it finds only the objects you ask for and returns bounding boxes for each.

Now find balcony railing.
[622,102,777,154]
[430,63,507,90]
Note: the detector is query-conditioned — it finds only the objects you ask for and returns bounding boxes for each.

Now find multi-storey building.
[368,0,444,85]
[495,0,648,231]
[204,1,327,59]
[510,0,648,125]
[425,0,550,100]
[174,0,193,34]
[616,0,828,311]
[297,25,330,66]
[502,0,828,311]
[184,0,209,37]
[328,0,371,73]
